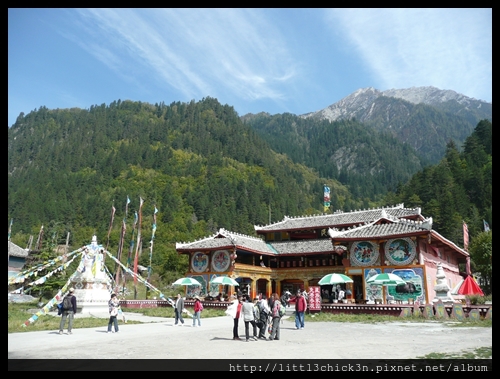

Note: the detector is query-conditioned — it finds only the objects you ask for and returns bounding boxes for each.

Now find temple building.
[175,204,468,305]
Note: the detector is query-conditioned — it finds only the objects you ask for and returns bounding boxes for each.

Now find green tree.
[468,231,492,295]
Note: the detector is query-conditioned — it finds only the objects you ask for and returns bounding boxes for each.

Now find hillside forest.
[7,98,492,295]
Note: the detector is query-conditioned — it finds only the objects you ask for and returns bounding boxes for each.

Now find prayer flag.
[483,220,490,232]
[463,222,469,251]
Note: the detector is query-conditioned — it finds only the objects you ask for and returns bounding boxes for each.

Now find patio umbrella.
[209,276,239,286]
[318,273,353,285]
[366,273,406,286]
[457,275,484,296]
[173,277,202,286]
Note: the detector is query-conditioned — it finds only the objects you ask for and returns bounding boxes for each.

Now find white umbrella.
[366,273,405,286]
[318,273,353,285]
[173,277,202,286]
[209,276,239,286]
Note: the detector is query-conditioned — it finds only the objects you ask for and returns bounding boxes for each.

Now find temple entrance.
[352,275,363,302]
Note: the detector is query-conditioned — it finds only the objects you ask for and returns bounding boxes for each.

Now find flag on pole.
[133,198,144,285]
[8,218,13,241]
[463,222,469,251]
[148,206,158,282]
[323,185,331,212]
[127,211,138,268]
[483,220,490,232]
[105,204,116,252]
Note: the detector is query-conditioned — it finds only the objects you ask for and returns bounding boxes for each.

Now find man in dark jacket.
[174,293,185,326]
[257,294,270,339]
[59,287,77,335]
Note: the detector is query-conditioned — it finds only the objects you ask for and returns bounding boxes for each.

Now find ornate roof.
[328,217,432,240]
[176,228,274,254]
[175,205,467,258]
[254,203,422,232]
[8,241,29,258]
[269,239,334,255]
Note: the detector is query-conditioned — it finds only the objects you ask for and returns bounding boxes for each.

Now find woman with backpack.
[192,296,203,327]
[268,293,282,341]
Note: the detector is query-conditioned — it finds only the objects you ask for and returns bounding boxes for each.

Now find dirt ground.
[8,310,492,370]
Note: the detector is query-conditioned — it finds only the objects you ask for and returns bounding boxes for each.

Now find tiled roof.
[329,218,432,240]
[8,241,29,258]
[176,228,273,254]
[254,204,422,232]
[269,239,334,255]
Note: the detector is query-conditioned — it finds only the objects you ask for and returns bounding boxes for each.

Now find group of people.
[57,288,309,339]
[225,290,308,342]
[58,289,123,335]
[172,293,204,327]
[321,285,347,303]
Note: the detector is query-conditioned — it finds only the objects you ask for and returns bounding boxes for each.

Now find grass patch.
[417,347,492,359]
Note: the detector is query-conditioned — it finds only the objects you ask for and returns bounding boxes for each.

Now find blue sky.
[8,8,492,127]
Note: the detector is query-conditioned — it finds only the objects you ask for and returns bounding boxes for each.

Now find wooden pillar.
[266,280,272,298]
[251,279,257,300]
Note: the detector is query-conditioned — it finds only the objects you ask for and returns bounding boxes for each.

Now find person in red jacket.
[294,289,308,329]
[192,296,203,327]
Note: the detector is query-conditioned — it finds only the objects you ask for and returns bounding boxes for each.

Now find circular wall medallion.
[211,250,231,272]
[384,237,416,265]
[191,252,209,273]
[350,241,379,266]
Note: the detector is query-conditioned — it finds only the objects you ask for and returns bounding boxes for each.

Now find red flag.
[463,222,469,251]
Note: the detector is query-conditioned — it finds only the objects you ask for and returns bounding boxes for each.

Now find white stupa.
[70,235,112,313]
[432,262,456,304]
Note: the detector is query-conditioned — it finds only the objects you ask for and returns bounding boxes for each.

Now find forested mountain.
[299,86,492,164]
[241,113,424,201]
[390,119,492,293]
[8,96,492,286]
[8,98,363,276]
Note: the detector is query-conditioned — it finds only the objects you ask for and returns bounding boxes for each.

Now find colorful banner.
[323,185,331,212]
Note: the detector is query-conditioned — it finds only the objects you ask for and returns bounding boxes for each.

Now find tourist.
[268,293,282,341]
[225,295,243,340]
[107,293,120,333]
[242,295,258,341]
[59,287,77,335]
[192,296,203,327]
[294,289,307,329]
[257,294,270,340]
[174,293,185,326]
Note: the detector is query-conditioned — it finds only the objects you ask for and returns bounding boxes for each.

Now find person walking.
[257,294,270,340]
[294,289,307,329]
[192,296,203,327]
[174,293,185,326]
[59,287,77,335]
[268,293,282,341]
[107,293,120,333]
[242,296,258,342]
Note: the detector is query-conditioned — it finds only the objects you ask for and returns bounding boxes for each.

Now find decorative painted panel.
[350,241,379,266]
[385,267,424,304]
[189,274,208,297]
[384,237,417,266]
[211,250,231,272]
[191,252,209,273]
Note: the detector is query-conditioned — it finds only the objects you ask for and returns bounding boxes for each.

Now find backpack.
[253,303,260,321]
[199,302,204,312]
[63,295,73,311]
[277,301,286,317]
